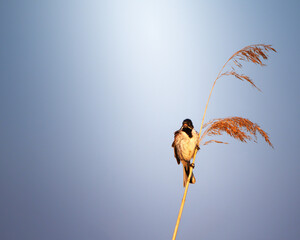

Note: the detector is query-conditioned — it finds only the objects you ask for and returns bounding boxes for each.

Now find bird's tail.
[182,161,196,187]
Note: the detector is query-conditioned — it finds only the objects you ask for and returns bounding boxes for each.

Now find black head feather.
[182,119,194,129]
[182,119,194,138]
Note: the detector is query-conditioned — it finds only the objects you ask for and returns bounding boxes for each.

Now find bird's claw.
[190,163,195,169]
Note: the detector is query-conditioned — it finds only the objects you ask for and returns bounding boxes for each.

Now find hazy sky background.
[0,1,299,239]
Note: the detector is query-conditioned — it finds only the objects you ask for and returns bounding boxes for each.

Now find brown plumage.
[172,119,199,187]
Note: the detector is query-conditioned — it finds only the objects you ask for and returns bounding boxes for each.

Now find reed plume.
[217,44,276,91]
[200,117,273,148]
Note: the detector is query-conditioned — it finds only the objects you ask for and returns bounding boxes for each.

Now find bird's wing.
[171,130,180,147]
[174,147,181,165]
[172,130,181,165]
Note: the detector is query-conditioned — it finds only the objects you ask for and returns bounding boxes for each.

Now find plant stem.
[171,149,198,240]
[171,56,231,240]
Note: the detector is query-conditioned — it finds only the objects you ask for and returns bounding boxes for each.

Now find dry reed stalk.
[172,44,276,240]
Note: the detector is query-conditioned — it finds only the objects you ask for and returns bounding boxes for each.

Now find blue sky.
[0,1,299,239]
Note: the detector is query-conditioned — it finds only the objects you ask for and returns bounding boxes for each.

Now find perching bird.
[172,119,200,187]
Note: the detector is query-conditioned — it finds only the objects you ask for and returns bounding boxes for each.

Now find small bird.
[172,119,200,187]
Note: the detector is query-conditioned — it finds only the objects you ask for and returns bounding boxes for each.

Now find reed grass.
[172,44,276,240]
[201,117,273,148]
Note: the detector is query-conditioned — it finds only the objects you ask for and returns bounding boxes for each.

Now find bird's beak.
[182,123,191,129]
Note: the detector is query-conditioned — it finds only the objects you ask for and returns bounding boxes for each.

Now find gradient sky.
[0,1,299,239]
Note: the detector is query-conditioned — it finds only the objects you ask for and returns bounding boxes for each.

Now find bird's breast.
[174,132,198,161]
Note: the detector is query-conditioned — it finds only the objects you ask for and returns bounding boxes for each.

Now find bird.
[172,119,200,187]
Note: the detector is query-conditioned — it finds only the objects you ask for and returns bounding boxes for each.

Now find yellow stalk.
[171,74,221,240]
[172,54,236,240]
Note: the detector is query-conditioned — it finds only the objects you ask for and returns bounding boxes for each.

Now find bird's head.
[181,119,194,130]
